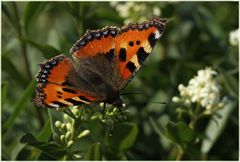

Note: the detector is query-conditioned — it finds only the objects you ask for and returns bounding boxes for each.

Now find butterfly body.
[34,16,166,108]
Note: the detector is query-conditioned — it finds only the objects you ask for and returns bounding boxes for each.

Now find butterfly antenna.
[120,92,144,95]
[148,101,167,104]
[134,101,167,105]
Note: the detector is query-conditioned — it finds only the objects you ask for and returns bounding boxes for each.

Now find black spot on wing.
[65,98,84,105]
[137,47,148,64]
[62,88,77,94]
[136,40,140,45]
[57,91,62,95]
[128,41,134,47]
[105,49,114,61]
[79,96,91,102]
[119,48,126,62]
[148,33,156,47]
[126,61,136,73]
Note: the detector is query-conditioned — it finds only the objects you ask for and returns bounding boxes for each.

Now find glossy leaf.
[1,81,9,106]
[166,122,195,145]
[201,100,237,154]
[24,2,45,32]
[84,143,101,160]
[21,38,60,59]
[107,122,138,151]
[37,119,52,141]
[2,79,35,134]
[20,132,66,160]
[2,55,28,87]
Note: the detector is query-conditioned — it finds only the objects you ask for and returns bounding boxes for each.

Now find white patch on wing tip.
[49,103,59,108]
[154,30,161,39]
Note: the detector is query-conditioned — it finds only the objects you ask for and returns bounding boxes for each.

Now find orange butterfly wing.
[115,17,166,88]
[34,55,98,108]
[35,17,166,108]
[70,27,120,60]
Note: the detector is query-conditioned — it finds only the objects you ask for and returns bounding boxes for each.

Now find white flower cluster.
[172,67,228,112]
[229,28,239,46]
[110,2,161,25]
[54,106,90,151]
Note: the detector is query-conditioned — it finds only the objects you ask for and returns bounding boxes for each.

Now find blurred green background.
[1,1,238,160]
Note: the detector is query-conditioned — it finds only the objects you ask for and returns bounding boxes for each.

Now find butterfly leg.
[119,107,126,121]
[102,102,106,114]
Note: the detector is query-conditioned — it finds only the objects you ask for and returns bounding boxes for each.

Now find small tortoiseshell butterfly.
[34,16,166,108]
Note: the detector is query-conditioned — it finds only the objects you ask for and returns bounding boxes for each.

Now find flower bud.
[99,102,105,108]
[61,123,66,130]
[60,135,65,142]
[63,114,70,120]
[72,109,79,116]
[78,130,90,139]
[55,121,61,128]
[65,131,71,140]
[52,133,59,142]
[66,123,72,131]
[172,96,180,102]
[73,153,82,159]
[67,140,73,148]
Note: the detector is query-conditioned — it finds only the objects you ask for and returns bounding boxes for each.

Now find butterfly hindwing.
[35,54,98,108]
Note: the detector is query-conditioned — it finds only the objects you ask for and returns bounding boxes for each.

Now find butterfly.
[34,16,166,108]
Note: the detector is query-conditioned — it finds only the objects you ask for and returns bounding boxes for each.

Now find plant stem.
[189,103,201,129]
[176,144,184,160]
[12,2,45,128]
[12,2,32,80]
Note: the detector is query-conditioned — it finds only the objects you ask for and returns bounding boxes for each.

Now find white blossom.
[173,67,227,110]
[111,2,161,25]
[153,7,161,16]
[229,29,239,46]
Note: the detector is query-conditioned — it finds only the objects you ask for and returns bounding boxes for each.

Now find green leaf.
[20,132,66,160]
[107,122,138,151]
[2,55,28,87]
[23,2,45,32]
[149,116,171,150]
[37,119,52,141]
[2,79,35,134]
[84,142,101,160]
[201,100,236,154]
[2,2,18,30]
[21,38,60,59]
[48,109,63,135]
[1,81,9,106]
[166,122,195,145]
